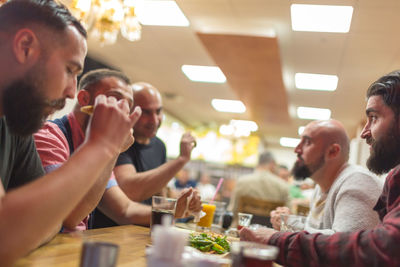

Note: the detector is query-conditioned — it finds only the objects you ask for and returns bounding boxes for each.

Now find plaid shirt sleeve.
[268,168,400,267]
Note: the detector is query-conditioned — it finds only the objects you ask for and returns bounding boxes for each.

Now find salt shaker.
[147,215,188,267]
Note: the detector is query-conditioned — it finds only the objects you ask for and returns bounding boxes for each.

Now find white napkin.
[186,192,205,222]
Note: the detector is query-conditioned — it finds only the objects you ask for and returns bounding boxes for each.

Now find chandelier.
[66,0,142,45]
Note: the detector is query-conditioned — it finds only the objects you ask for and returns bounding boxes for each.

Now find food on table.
[189,232,230,254]
[80,105,94,115]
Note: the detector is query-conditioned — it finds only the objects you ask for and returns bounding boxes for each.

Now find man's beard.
[292,155,325,180]
[367,123,400,175]
[2,72,65,137]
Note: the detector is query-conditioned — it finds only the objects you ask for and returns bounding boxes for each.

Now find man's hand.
[121,128,135,153]
[239,227,277,244]
[179,132,196,162]
[175,188,202,218]
[86,95,141,156]
[270,206,290,231]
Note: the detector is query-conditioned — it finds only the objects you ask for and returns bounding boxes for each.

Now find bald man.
[93,82,196,227]
[270,119,383,234]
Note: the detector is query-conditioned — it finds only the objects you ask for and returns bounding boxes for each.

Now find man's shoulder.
[151,136,166,147]
[0,117,36,146]
[34,120,68,143]
[334,164,383,190]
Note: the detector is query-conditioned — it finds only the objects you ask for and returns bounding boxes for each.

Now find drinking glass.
[80,241,119,267]
[151,196,177,231]
[211,201,227,230]
[238,212,253,230]
[280,214,306,232]
[231,241,278,267]
[197,202,216,229]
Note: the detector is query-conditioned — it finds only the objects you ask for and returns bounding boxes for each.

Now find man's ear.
[327,144,340,159]
[77,90,91,106]
[13,29,40,64]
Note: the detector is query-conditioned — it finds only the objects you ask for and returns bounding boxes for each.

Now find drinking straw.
[210,177,224,204]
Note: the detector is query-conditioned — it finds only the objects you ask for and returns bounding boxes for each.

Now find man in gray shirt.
[271,119,383,234]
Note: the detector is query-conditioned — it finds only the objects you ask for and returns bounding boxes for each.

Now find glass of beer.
[151,196,177,231]
[231,241,278,267]
[238,212,253,230]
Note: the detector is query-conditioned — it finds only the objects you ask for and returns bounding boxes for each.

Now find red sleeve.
[268,205,400,267]
[33,121,70,172]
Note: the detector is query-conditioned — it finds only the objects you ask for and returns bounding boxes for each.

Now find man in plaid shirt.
[240,70,400,267]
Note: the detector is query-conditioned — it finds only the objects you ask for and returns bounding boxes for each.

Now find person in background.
[269,119,382,234]
[169,169,198,197]
[95,82,197,227]
[277,164,291,182]
[240,70,400,266]
[196,173,216,200]
[34,69,202,230]
[0,0,135,264]
[228,151,290,216]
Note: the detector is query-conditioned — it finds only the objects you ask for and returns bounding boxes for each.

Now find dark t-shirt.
[92,136,167,229]
[117,136,167,205]
[0,117,45,190]
[116,136,167,173]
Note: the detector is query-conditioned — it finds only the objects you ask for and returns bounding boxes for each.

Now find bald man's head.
[306,119,350,160]
[131,82,163,144]
[292,119,350,180]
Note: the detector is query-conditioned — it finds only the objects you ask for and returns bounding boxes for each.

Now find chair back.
[296,204,310,216]
[238,196,285,217]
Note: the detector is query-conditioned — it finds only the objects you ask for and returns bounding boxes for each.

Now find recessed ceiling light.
[182,65,226,83]
[297,106,331,120]
[295,73,338,91]
[298,126,305,135]
[291,4,353,33]
[211,99,246,113]
[137,0,189,27]
[280,137,301,148]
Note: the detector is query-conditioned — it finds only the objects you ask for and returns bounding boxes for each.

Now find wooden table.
[15,225,282,267]
[15,225,151,267]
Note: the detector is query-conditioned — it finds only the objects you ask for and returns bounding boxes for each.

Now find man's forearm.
[63,156,118,229]
[98,189,151,227]
[0,141,116,265]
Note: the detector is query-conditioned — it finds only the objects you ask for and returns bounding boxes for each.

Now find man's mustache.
[45,98,66,110]
[366,137,374,146]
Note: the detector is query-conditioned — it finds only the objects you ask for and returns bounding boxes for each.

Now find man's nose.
[64,76,77,99]
[360,123,370,139]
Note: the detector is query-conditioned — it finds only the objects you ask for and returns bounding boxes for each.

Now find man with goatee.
[270,119,382,234]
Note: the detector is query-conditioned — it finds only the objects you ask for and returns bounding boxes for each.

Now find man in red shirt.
[240,70,400,267]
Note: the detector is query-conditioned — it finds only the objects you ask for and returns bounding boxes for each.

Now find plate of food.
[189,232,230,256]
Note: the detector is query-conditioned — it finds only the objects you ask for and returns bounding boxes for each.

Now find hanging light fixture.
[67,0,142,45]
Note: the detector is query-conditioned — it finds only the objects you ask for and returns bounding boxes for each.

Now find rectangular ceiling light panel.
[211,99,246,113]
[295,73,338,91]
[137,0,190,26]
[297,106,331,120]
[230,119,258,132]
[291,4,353,33]
[182,65,226,83]
[280,137,301,148]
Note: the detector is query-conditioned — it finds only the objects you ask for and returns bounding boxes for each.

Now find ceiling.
[85,0,400,148]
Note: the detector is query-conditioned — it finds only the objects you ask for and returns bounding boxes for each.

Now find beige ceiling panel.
[197,33,290,134]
